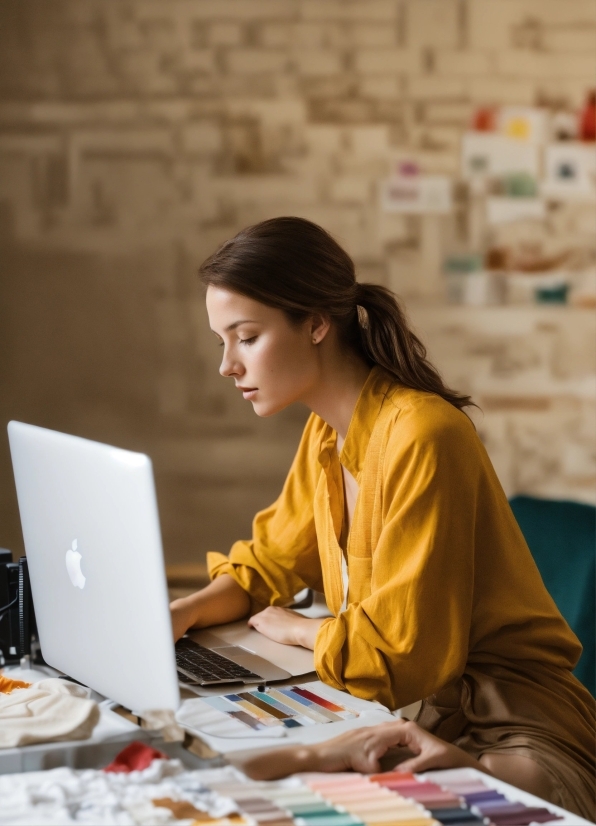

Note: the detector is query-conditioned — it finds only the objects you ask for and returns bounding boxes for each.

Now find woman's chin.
[251,397,288,418]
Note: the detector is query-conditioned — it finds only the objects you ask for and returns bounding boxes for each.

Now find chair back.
[510,495,595,696]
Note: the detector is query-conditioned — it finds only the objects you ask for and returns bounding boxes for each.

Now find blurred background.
[1,0,595,589]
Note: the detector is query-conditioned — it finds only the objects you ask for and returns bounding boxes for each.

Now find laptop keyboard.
[175,638,262,685]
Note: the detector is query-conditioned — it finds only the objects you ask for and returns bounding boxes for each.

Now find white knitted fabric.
[0,763,241,826]
[0,678,99,748]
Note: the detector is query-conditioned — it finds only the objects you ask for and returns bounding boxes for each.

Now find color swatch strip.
[204,769,566,826]
[202,686,360,731]
[206,774,436,826]
[204,778,345,826]
[305,773,434,826]
[366,773,478,826]
[430,776,564,825]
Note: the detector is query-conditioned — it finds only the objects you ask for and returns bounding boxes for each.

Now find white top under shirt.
[340,550,349,613]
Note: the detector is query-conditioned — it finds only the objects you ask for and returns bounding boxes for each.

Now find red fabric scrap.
[103,740,168,773]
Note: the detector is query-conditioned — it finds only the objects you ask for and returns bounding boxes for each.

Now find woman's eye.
[240,336,257,345]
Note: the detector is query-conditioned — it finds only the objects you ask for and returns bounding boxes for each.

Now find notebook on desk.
[7,421,315,712]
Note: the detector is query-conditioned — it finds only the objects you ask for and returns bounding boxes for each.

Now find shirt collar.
[317,366,394,480]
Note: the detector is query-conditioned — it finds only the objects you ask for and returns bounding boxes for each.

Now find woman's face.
[206,286,323,417]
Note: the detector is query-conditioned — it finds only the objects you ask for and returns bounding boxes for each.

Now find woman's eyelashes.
[215,335,257,348]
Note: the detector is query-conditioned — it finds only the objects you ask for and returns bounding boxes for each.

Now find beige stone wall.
[1,0,595,564]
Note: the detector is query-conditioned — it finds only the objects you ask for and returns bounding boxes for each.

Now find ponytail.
[355,283,474,412]
[200,217,475,414]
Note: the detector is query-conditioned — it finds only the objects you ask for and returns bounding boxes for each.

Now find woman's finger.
[392,750,441,774]
[383,723,454,774]
[361,721,456,776]
[346,723,418,774]
[362,720,422,754]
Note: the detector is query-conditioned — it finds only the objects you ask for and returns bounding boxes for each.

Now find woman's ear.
[310,314,331,345]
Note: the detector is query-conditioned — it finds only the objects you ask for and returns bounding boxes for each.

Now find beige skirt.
[416,660,596,821]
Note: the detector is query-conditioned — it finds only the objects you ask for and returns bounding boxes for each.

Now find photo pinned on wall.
[498,106,548,144]
[381,168,452,214]
[461,133,540,181]
[542,143,596,201]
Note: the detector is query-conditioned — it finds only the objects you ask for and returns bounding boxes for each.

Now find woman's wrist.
[183,592,205,629]
[170,594,199,630]
[295,616,325,649]
[171,589,217,632]
[173,575,251,634]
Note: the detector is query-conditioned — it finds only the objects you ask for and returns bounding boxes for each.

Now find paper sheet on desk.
[175,679,394,754]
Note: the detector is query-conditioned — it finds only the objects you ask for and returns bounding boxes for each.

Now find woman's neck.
[303,350,371,441]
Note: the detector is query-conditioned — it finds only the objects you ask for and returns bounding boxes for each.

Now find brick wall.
[1,0,594,563]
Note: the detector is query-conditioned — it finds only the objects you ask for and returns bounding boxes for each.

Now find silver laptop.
[7,421,314,713]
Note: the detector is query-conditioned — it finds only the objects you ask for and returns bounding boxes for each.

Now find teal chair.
[509,496,595,696]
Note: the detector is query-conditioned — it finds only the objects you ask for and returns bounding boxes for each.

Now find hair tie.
[356,304,369,330]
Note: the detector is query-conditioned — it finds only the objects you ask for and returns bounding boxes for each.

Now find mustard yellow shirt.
[208,367,581,711]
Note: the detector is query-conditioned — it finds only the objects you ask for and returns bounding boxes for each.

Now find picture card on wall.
[498,106,549,144]
[381,175,452,214]
[542,143,596,201]
[461,133,540,179]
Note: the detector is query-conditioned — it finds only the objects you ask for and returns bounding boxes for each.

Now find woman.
[170,217,595,818]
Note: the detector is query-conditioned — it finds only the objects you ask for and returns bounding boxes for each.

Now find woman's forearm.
[170,574,251,640]
[230,745,320,780]
[231,720,496,782]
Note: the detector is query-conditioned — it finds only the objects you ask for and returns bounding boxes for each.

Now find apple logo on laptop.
[65,539,86,589]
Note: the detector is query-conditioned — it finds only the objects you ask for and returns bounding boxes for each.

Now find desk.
[0,666,591,825]
[1,758,589,825]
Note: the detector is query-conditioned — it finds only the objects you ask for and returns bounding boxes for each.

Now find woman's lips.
[237,386,258,400]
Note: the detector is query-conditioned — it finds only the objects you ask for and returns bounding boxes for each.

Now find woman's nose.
[219,350,243,378]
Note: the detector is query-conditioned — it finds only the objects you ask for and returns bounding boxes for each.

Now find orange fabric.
[0,673,31,694]
[152,799,224,821]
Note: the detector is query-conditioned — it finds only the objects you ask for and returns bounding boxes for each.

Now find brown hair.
[200,217,474,413]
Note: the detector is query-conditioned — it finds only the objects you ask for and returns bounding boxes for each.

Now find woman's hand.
[248,606,325,649]
[170,596,197,642]
[232,720,482,781]
[311,719,481,775]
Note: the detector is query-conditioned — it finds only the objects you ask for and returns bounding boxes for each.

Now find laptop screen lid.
[7,421,180,713]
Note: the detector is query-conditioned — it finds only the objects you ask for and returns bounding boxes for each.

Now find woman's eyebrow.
[225,319,259,332]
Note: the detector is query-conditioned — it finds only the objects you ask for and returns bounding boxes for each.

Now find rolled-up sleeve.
[314,411,479,710]
[207,414,325,614]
